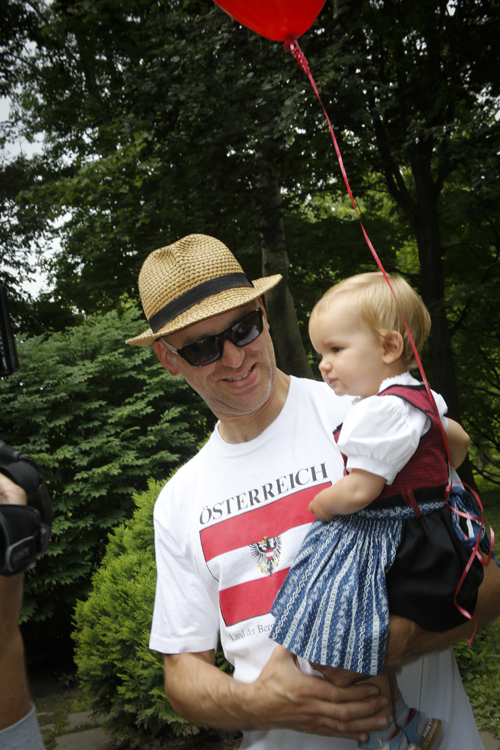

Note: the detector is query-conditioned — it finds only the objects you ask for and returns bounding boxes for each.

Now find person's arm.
[446,418,470,469]
[0,575,31,731]
[0,475,31,732]
[385,550,500,665]
[164,646,390,741]
[309,469,387,523]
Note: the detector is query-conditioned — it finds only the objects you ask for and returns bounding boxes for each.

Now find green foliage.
[285,193,402,363]
[0,152,56,331]
[74,478,201,745]
[454,619,500,739]
[2,0,500,470]
[454,498,500,739]
[3,0,305,312]
[0,306,209,625]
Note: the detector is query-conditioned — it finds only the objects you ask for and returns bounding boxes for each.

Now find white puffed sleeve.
[337,392,446,484]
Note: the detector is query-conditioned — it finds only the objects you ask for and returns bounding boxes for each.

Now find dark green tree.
[301,0,500,422]
[2,0,500,481]
[0,2,49,320]
[3,0,322,374]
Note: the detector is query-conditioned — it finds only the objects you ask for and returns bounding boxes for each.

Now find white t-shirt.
[150,376,484,750]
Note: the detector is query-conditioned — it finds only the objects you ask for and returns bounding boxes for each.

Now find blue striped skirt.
[270,504,442,676]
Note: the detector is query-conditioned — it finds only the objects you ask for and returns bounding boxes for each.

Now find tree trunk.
[375,128,462,417]
[256,148,314,379]
[375,129,476,485]
[410,145,476,486]
[410,148,460,416]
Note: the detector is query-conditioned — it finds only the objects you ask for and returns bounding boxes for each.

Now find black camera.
[0,284,53,575]
[0,442,53,575]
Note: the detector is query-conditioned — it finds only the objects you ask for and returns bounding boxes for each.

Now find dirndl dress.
[270,384,491,676]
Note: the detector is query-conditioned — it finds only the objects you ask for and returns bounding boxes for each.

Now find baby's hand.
[308,494,337,524]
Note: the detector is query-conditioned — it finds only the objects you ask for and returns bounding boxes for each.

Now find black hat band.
[149,273,255,333]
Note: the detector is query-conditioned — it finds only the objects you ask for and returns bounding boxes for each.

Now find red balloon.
[213,0,327,42]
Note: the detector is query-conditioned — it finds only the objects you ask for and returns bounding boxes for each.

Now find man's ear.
[382,330,405,364]
[152,338,182,376]
[258,297,270,331]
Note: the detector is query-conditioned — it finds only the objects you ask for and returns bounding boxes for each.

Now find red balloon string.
[284,38,449,465]
[446,483,495,643]
[285,37,494,640]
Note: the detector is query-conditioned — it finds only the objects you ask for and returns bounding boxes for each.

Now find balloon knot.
[284,38,310,76]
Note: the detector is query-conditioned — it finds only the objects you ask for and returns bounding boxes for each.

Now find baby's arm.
[309,470,387,523]
[446,418,470,468]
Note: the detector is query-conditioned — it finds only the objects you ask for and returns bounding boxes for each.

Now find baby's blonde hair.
[311,272,431,368]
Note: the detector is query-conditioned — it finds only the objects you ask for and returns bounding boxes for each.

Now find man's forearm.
[164,651,251,731]
[164,646,390,741]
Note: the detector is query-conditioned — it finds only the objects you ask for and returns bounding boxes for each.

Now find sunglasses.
[161,307,264,367]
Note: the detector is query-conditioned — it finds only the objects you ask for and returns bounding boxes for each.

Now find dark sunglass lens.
[233,310,263,347]
[184,338,219,367]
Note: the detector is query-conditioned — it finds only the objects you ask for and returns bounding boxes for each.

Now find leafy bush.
[73,478,201,745]
[0,306,210,626]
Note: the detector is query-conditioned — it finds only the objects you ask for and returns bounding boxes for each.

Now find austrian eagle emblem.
[249,535,282,576]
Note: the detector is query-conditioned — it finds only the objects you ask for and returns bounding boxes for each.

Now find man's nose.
[220,339,246,367]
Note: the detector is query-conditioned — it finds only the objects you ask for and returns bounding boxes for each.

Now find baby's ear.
[382,330,405,363]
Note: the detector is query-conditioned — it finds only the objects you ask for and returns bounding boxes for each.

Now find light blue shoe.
[358,725,421,749]
[402,709,444,750]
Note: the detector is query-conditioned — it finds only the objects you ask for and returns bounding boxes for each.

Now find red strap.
[445,482,495,644]
[285,37,495,640]
[402,490,422,518]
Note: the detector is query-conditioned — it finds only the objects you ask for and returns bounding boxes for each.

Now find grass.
[480,487,500,509]
[453,490,500,740]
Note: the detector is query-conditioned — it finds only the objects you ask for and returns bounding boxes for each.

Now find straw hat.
[126,234,282,346]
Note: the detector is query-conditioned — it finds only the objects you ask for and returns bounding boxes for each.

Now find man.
[127,233,500,749]
[0,474,45,750]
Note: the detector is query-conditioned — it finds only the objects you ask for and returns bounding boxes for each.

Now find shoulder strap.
[379,383,436,421]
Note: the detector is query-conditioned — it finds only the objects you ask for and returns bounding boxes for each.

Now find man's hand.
[246,646,389,739]
[165,646,389,741]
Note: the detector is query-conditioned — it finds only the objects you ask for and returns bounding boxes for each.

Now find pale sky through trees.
[1,96,49,297]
